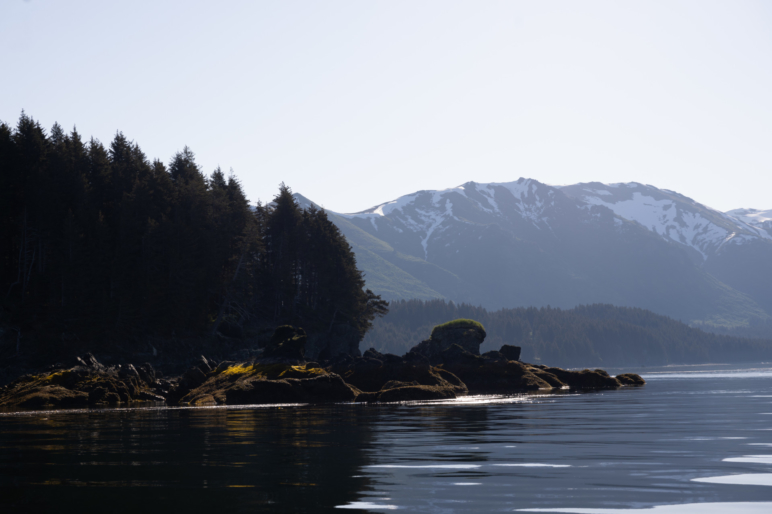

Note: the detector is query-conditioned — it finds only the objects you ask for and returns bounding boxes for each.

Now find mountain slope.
[295,180,771,332]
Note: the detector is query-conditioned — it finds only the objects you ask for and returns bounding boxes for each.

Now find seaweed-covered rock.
[375,385,456,402]
[0,357,161,409]
[539,367,622,389]
[409,319,487,363]
[330,353,466,397]
[224,373,357,405]
[616,373,646,386]
[430,319,486,354]
[178,361,333,405]
[440,356,554,393]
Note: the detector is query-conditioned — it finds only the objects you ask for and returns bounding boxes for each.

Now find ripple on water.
[723,456,772,464]
[516,502,772,513]
[336,501,399,510]
[691,474,772,486]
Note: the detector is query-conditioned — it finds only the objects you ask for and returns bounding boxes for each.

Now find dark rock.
[13,385,89,408]
[137,363,156,385]
[430,320,486,355]
[408,320,487,364]
[541,367,621,389]
[119,364,140,380]
[263,326,307,360]
[382,353,403,364]
[499,345,522,361]
[137,390,167,402]
[380,380,417,389]
[328,353,354,367]
[295,374,358,402]
[377,385,456,402]
[529,369,565,388]
[103,391,122,404]
[182,367,207,388]
[88,387,106,404]
[438,355,554,393]
[82,352,104,372]
[481,351,507,362]
[330,353,467,397]
[616,373,646,386]
[440,344,481,366]
[402,351,430,367]
[224,373,356,405]
[363,348,384,360]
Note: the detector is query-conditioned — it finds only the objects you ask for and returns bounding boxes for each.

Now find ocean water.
[2,365,772,513]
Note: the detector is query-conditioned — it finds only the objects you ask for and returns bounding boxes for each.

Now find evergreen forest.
[0,114,386,362]
[363,299,772,368]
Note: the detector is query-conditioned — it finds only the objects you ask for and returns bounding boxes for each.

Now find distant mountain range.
[294,179,772,333]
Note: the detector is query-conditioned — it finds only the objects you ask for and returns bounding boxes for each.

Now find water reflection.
[3,371,772,512]
[0,405,375,512]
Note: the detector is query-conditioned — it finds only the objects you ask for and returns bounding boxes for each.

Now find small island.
[0,319,644,410]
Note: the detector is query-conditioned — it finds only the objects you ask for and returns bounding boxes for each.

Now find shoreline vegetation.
[10,112,769,411]
[1,113,387,373]
[0,321,644,412]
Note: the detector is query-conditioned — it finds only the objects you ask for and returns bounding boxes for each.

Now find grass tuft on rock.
[431,319,485,336]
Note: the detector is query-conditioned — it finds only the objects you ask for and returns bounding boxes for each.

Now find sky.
[2,0,771,213]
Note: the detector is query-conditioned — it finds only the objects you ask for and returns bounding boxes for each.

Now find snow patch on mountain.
[726,208,772,238]
[562,183,770,259]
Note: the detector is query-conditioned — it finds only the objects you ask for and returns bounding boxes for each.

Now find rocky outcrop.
[616,373,647,386]
[331,347,467,402]
[225,373,358,405]
[0,354,163,409]
[531,366,623,390]
[408,319,487,363]
[263,326,307,361]
[177,361,338,406]
[0,323,644,411]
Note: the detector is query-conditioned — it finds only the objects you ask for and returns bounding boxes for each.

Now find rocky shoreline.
[0,322,644,411]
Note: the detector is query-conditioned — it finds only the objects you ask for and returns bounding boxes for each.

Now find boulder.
[616,373,646,386]
[263,326,307,361]
[499,345,522,361]
[481,351,507,362]
[430,319,486,354]
[408,319,487,363]
[540,367,621,389]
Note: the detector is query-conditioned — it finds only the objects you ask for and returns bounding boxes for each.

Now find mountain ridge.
[292,180,772,334]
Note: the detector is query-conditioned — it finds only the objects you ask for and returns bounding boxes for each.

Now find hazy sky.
[2,0,770,213]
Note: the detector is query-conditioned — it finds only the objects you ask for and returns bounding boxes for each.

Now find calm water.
[3,366,772,513]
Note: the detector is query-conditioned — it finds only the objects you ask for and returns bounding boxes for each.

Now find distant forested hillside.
[0,114,385,361]
[362,300,772,368]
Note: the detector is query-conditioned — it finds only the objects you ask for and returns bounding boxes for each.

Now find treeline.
[362,299,772,367]
[0,113,385,358]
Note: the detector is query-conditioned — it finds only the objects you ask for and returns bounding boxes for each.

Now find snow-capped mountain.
[296,179,772,332]
[726,208,772,238]
[337,179,565,260]
[560,182,771,261]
